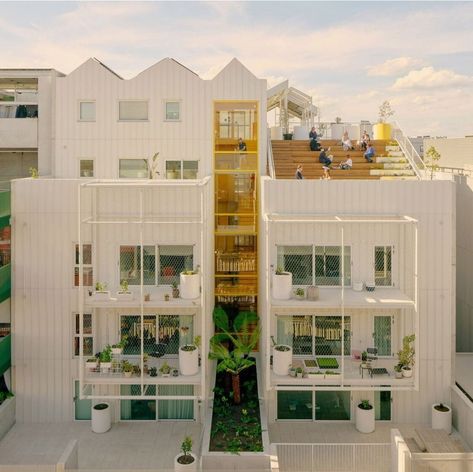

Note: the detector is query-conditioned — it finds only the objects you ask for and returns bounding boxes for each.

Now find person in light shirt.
[338,154,353,170]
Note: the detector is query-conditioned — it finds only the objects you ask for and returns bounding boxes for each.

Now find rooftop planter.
[356,399,375,434]
[180,270,200,299]
[179,336,201,376]
[91,402,111,433]
[432,403,452,434]
[272,268,292,300]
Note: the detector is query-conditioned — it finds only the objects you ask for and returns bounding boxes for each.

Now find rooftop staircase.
[271,139,417,180]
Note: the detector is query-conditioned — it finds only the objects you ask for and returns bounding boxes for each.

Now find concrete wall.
[425,137,473,169]
[0,120,37,149]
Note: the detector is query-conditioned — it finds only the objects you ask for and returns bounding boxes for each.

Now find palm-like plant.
[209,307,259,404]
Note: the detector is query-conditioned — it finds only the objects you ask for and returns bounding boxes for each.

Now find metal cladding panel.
[262,178,455,424]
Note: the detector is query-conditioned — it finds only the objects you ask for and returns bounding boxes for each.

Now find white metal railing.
[439,166,473,176]
[391,122,425,180]
[313,121,372,140]
[267,128,276,178]
[274,442,391,472]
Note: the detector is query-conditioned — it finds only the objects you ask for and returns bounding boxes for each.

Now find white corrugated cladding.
[262,178,455,424]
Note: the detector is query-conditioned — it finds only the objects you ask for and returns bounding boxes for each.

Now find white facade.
[9,57,456,432]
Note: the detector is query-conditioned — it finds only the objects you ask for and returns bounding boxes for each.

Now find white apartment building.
[8,57,455,441]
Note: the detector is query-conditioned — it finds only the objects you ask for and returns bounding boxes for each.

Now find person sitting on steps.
[337,154,353,170]
[318,147,333,166]
[364,143,375,163]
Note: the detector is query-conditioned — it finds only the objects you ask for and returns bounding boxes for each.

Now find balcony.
[0,113,38,148]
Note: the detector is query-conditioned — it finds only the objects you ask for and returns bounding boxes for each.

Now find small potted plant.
[93,282,111,301]
[172,368,179,377]
[111,336,127,355]
[397,334,415,378]
[149,367,158,377]
[174,436,197,472]
[91,402,111,434]
[272,266,292,300]
[172,281,180,298]
[373,100,395,140]
[179,336,201,376]
[361,351,368,365]
[432,403,452,434]
[116,279,133,300]
[160,361,171,377]
[296,367,304,378]
[356,399,375,433]
[86,357,98,371]
[289,366,297,377]
[271,336,292,376]
[180,268,200,299]
[99,345,112,373]
[394,363,403,379]
[122,360,133,378]
[294,287,305,300]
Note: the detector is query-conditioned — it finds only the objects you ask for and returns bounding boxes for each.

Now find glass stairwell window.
[375,246,392,286]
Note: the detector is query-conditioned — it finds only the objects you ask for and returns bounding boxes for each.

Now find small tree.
[397,334,415,369]
[177,436,194,465]
[378,101,395,123]
[424,146,441,180]
[144,152,160,179]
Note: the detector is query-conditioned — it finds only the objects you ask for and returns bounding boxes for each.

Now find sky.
[1,1,472,137]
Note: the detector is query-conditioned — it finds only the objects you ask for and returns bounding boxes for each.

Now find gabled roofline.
[92,57,123,80]
[135,57,199,79]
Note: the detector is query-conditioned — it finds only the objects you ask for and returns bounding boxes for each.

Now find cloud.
[367,57,426,76]
[392,67,473,90]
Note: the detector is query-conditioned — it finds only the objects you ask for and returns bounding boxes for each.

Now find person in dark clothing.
[318,148,332,166]
[238,137,247,151]
[309,127,318,140]
[295,164,304,179]
[310,138,321,152]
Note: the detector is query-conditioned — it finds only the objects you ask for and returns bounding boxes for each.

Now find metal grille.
[277,245,351,286]
[120,245,155,285]
[375,246,392,286]
[277,315,351,356]
[158,245,193,285]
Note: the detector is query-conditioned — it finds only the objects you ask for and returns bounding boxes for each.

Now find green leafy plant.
[112,336,128,350]
[425,146,441,180]
[177,436,194,465]
[149,367,157,377]
[119,280,129,292]
[397,334,415,369]
[159,361,171,375]
[181,335,201,352]
[275,266,285,275]
[99,345,112,363]
[121,360,133,373]
[295,288,305,297]
[359,399,373,410]
[29,167,38,178]
[0,391,13,406]
[95,281,107,292]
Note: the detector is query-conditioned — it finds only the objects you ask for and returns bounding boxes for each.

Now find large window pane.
[165,101,180,121]
[277,391,312,420]
[315,246,351,286]
[120,245,155,285]
[158,385,194,419]
[119,101,148,121]
[315,391,350,420]
[277,246,312,285]
[158,245,193,285]
[166,161,181,179]
[375,246,392,286]
[119,159,148,178]
[79,101,95,121]
[183,161,198,179]
[120,385,156,420]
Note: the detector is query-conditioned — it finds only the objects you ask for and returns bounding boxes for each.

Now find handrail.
[439,166,473,176]
[391,121,425,180]
[267,129,275,179]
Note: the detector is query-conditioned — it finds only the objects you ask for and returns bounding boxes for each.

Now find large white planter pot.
[174,452,197,472]
[293,126,310,140]
[179,346,199,376]
[432,404,452,434]
[272,272,292,300]
[273,345,292,376]
[356,405,375,433]
[91,403,111,433]
[180,273,200,299]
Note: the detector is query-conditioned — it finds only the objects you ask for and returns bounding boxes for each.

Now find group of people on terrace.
[295,128,375,179]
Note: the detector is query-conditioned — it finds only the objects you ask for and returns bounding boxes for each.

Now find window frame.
[72,312,94,358]
[374,245,394,287]
[79,159,94,178]
[164,100,181,122]
[78,100,96,122]
[118,99,149,122]
[165,160,199,180]
[74,243,93,287]
[119,245,156,286]
[118,159,149,179]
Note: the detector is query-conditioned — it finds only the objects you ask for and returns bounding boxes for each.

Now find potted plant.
[365,282,375,292]
[283,132,293,141]
[397,334,415,378]
[394,363,403,379]
[294,287,305,300]
[91,402,111,434]
[432,403,452,434]
[271,336,292,376]
[122,360,133,378]
[296,367,304,378]
[180,269,200,299]
[172,368,179,377]
[164,293,170,302]
[111,336,127,355]
[174,436,197,472]
[179,336,200,376]
[373,100,394,140]
[149,367,158,377]
[99,345,112,373]
[289,366,297,377]
[116,280,133,300]
[356,399,375,433]
[272,267,292,300]
[93,282,111,301]
[172,281,180,298]
[361,351,368,364]
[160,361,171,377]
[86,357,98,371]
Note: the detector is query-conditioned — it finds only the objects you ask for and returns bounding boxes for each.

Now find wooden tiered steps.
[272,139,407,180]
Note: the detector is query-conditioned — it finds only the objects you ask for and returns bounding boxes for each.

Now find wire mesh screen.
[375,246,392,286]
[277,316,351,356]
[276,246,351,286]
[158,245,193,285]
[120,246,156,285]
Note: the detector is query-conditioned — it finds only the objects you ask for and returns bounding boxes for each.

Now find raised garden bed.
[316,357,339,369]
[210,362,263,453]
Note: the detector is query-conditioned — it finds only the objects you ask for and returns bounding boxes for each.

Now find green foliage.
[95,281,107,292]
[359,399,373,410]
[275,266,285,275]
[397,334,415,368]
[295,288,305,297]
[29,167,38,178]
[425,146,441,180]
[120,280,129,292]
[121,360,133,372]
[159,361,171,374]
[180,436,192,456]
[0,391,13,405]
[99,345,112,363]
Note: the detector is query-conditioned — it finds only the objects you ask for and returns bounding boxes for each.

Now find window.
[119,100,148,121]
[375,391,391,420]
[120,246,155,285]
[74,244,93,286]
[80,160,94,178]
[277,315,351,356]
[158,245,193,285]
[166,161,198,179]
[165,101,180,121]
[119,159,148,178]
[74,380,91,420]
[276,245,351,286]
[375,246,392,286]
[73,313,93,356]
[79,101,95,121]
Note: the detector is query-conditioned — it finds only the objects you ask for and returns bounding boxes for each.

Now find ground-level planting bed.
[210,362,263,453]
